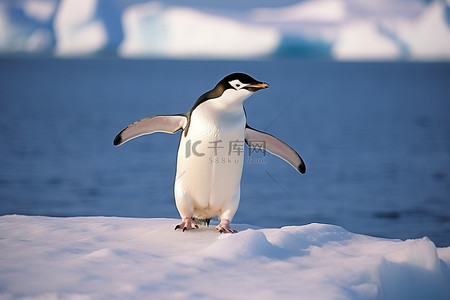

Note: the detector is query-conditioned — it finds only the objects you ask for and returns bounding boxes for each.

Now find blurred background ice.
[1,0,450,60]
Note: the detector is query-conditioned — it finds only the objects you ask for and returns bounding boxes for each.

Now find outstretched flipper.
[114,114,187,146]
[245,125,306,174]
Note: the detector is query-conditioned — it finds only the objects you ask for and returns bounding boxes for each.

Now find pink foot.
[175,217,199,232]
[216,219,237,234]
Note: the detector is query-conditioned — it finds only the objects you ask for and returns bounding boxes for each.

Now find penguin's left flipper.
[245,126,306,174]
[114,114,187,146]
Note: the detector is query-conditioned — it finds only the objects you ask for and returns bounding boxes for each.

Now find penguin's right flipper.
[114,114,187,146]
[245,126,306,174]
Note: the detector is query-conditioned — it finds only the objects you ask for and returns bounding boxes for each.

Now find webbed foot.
[175,217,199,232]
[215,219,237,234]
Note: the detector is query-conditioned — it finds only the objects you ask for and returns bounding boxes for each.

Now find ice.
[253,0,450,60]
[117,2,165,58]
[23,0,56,22]
[1,215,449,299]
[252,0,347,23]
[54,0,107,56]
[332,21,401,60]
[390,0,450,60]
[331,0,450,60]
[1,0,450,60]
[119,4,280,59]
[0,0,56,53]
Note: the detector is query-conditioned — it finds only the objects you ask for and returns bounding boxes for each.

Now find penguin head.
[191,73,269,113]
[209,73,269,108]
[222,73,269,93]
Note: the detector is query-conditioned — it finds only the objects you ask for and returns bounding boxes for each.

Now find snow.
[253,0,450,60]
[22,0,56,22]
[391,0,450,60]
[54,0,108,56]
[23,29,53,52]
[252,0,347,23]
[332,21,401,60]
[1,0,450,60]
[0,0,55,53]
[119,4,280,59]
[117,2,164,58]
[1,215,449,299]
[332,0,450,60]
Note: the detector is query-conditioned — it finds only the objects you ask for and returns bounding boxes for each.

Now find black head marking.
[184,73,267,136]
[221,73,260,86]
[190,73,265,108]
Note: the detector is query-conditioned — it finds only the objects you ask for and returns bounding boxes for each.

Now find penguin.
[114,73,306,233]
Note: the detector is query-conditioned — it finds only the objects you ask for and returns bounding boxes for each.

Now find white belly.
[174,103,246,221]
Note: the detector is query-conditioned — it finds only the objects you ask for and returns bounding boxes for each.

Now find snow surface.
[1,215,449,300]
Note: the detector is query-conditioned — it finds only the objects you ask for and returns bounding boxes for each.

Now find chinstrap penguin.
[114,73,306,233]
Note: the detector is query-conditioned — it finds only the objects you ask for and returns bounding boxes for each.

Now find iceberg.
[0,0,56,53]
[54,0,108,56]
[119,3,280,59]
[1,0,450,60]
[0,215,449,299]
[389,0,450,60]
[332,21,401,60]
[23,0,56,22]
[252,0,347,23]
[331,0,450,60]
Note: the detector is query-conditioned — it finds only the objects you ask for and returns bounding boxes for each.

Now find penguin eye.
[229,79,244,90]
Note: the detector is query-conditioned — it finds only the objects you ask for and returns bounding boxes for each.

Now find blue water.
[1,58,449,246]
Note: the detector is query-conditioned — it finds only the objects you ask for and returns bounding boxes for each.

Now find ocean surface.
[0,58,449,246]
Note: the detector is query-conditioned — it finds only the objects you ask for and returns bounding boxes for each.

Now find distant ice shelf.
[1,0,450,60]
[0,215,449,299]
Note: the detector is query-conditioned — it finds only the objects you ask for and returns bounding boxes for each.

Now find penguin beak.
[246,82,270,91]
[248,82,269,89]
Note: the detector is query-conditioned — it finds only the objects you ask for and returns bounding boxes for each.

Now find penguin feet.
[175,217,199,232]
[215,219,238,234]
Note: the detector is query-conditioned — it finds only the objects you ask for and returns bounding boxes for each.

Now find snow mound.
[1,215,449,299]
